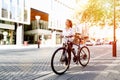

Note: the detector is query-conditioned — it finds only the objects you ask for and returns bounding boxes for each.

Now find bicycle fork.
[60,49,69,65]
[72,48,79,64]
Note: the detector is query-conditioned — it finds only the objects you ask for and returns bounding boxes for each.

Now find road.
[0,45,120,80]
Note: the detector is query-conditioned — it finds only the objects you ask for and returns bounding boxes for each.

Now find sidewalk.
[0,43,119,50]
[0,44,120,80]
[0,44,62,50]
[36,46,120,80]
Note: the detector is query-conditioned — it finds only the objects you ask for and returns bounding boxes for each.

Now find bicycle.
[51,35,90,75]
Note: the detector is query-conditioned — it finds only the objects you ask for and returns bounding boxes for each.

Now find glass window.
[10,0,16,19]
[0,0,30,24]
[56,34,62,44]
[16,0,23,21]
[0,0,1,18]
[2,0,9,18]
[24,0,29,22]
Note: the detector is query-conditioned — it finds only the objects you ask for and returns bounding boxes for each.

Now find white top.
[62,28,75,43]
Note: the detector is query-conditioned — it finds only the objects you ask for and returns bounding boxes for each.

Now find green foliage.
[74,0,114,24]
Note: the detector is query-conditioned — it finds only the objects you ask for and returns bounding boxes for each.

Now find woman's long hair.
[66,19,73,28]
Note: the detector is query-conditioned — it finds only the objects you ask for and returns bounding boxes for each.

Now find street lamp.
[113,0,117,57]
[35,15,41,48]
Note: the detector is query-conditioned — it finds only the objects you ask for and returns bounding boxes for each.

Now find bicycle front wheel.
[79,46,90,67]
[51,47,70,75]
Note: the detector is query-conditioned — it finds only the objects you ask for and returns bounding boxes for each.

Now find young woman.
[62,19,75,43]
[60,19,75,63]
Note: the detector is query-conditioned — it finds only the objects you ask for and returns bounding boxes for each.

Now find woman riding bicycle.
[51,19,90,75]
[61,19,75,62]
[61,19,83,62]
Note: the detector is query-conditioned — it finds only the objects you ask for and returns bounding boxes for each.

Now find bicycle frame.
[63,38,82,64]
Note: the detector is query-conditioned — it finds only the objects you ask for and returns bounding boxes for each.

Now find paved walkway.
[0,44,62,50]
[0,45,120,80]
[0,47,56,80]
[36,45,120,80]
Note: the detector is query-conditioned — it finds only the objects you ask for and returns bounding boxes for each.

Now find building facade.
[48,0,76,45]
[0,0,30,45]
[0,0,76,46]
[24,0,76,46]
[24,8,52,45]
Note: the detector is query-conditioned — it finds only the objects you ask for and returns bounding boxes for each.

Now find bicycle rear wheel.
[51,47,70,75]
[79,46,90,67]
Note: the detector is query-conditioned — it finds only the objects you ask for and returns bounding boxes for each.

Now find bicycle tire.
[51,47,70,75]
[79,46,90,67]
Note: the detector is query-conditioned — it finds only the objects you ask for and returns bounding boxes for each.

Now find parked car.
[104,40,113,45]
[85,40,94,46]
[95,39,104,45]
[109,41,114,45]
[104,41,110,45]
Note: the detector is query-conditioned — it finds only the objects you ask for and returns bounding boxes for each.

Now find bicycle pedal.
[73,57,77,62]
[65,60,68,65]
[75,61,78,64]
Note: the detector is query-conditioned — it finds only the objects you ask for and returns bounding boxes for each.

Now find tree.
[74,0,114,25]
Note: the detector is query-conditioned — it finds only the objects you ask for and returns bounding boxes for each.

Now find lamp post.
[35,16,41,48]
[113,0,117,57]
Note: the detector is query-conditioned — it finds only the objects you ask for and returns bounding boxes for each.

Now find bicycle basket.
[73,33,81,44]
